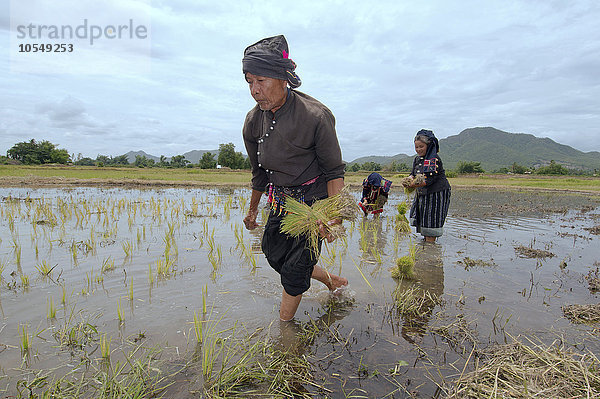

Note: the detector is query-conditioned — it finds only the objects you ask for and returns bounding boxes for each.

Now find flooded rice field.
[0,186,599,398]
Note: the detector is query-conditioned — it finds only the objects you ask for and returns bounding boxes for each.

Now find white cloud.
[1,0,599,161]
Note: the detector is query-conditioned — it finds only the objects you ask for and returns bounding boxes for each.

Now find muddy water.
[0,186,599,397]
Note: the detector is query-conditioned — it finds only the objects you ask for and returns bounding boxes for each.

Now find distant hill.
[350,153,413,167]
[349,127,600,172]
[124,150,159,163]
[181,149,219,164]
[124,149,219,164]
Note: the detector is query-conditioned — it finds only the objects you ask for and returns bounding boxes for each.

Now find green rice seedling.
[156,257,174,278]
[395,201,411,233]
[200,310,228,378]
[61,284,67,305]
[239,196,248,214]
[223,195,233,220]
[19,324,31,356]
[21,274,30,289]
[117,299,124,324]
[70,242,78,265]
[122,240,133,258]
[8,213,15,233]
[171,238,179,260]
[202,284,207,314]
[100,333,111,360]
[281,188,357,256]
[191,197,199,216]
[242,246,257,271]
[148,263,154,285]
[206,230,216,253]
[0,258,7,281]
[47,297,56,319]
[14,244,21,267]
[370,246,383,264]
[101,257,115,273]
[216,245,222,263]
[193,311,203,344]
[201,219,209,237]
[233,224,244,249]
[128,276,134,301]
[167,221,176,238]
[35,260,56,278]
[208,252,219,271]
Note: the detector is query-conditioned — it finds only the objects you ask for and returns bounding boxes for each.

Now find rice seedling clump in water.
[391,241,418,279]
[395,201,411,233]
[280,188,357,255]
[392,256,415,280]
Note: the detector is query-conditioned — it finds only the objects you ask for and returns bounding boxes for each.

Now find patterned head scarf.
[415,129,440,174]
[242,35,301,89]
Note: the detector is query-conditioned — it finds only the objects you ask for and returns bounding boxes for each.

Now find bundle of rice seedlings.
[391,241,419,279]
[562,303,600,325]
[395,201,411,233]
[280,188,357,255]
[514,245,555,259]
[444,337,600,398]
[397,201,409,215]
[392,256,415,279]
[393,285,439,317]
[586,266,600,293]
[401,174,425,194]
[457,257,496,270]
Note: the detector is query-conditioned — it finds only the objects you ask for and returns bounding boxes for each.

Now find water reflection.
[358,217,388,265]
[275,293,356,354]
[394,242,444,344]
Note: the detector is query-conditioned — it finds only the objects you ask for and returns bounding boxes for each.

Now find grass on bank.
[2,165,600,192]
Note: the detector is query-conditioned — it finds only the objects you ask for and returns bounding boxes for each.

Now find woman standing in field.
[403,129,451,242]
[241,35,348,322]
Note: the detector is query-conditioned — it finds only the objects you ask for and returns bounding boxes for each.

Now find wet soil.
[0,185,599,398]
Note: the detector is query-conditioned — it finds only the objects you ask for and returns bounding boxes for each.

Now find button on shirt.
[243,89,345,199]
[412,155,450,195]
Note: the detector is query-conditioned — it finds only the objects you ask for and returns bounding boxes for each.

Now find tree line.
[2,139,594,176]
[1,140,251,170]
[347,159,590,176]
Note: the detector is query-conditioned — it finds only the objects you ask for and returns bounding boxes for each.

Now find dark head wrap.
[363,172,392,193]
[242,35,301,89]
[415,129,440,174]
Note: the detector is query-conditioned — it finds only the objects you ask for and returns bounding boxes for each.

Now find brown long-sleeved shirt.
[243,89,345,200]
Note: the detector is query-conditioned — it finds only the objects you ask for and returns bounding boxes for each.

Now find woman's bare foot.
[325,271,348,291]
[312,265,348,291]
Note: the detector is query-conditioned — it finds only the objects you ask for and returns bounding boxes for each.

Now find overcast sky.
[1,0,599,162]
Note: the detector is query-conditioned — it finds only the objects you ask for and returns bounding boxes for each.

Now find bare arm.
[327,177,344,197]
[243,189,264,230]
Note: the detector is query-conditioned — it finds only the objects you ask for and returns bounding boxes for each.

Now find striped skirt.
[409,188,451,237]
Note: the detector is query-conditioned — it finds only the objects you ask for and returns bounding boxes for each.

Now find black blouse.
[243,89,345,200]
[411,155,451,195]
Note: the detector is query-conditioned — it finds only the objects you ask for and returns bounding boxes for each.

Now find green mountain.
[125,149,219,164]
[349,127,600,172]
